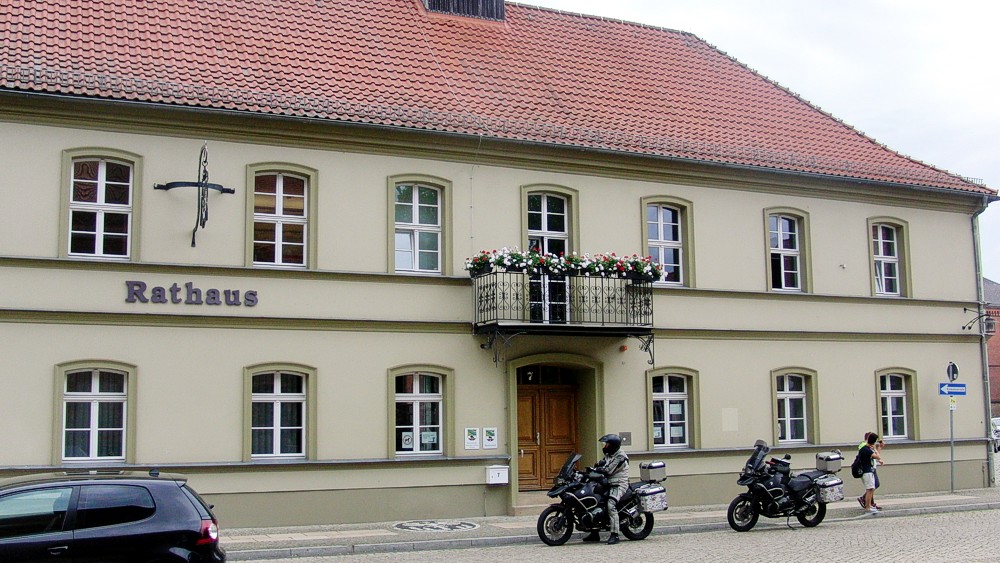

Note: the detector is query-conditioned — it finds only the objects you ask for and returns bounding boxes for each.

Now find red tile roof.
[0,0,991,194]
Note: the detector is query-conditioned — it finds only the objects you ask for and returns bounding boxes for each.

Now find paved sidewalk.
[222,486,1000,560]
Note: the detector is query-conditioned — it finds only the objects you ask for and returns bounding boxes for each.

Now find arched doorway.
[516,364,583,490]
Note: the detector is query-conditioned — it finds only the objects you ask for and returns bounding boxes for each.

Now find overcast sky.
[519,0,1000,283]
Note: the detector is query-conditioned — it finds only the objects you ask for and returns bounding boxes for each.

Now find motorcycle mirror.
[783,454,791,460]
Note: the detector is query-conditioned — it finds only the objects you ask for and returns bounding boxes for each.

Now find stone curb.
[226,501,1000,561]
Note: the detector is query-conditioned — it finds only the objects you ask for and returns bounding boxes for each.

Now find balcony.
[472,271,653,337]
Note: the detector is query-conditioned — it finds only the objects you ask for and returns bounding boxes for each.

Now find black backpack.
[850,452,864,478]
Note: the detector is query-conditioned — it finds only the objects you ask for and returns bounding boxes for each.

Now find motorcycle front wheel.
[620,511,654,540]
[537,505,574,546]
[796,501,827,527]
[727,496,759,532]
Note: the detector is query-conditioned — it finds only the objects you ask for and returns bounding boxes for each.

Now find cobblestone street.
[288,507,1000,562]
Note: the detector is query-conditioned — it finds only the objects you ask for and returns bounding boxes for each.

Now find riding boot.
[607,533,619,545]
[581,531,600,542]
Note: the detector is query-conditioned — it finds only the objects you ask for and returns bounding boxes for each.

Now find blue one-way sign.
[939,383,967,396]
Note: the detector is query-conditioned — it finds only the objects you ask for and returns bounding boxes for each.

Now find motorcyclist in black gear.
[581,433,629,545]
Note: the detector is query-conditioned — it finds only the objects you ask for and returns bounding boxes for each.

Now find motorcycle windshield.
[743,441,769,473]
[557,453,583,479]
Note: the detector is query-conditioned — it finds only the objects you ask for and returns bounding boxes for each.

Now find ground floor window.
[394,372,442,454]
[251,371,307,458]
[62,368,128,461]
[878,370,914,439]
[776,373,808,443]
[652,374,689,447]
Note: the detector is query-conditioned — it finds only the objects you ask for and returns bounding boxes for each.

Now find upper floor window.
[651,374,689,447]
[68,158,133,259]
[872,224,899,295]
[63,368,128,461]
[527,193,568,256]
[394,372,442,454]
[644,198,694,285]
[879,372,910,439]
[253,172,308,267]
[251,371,307,458]
[765,209,811,292]
[769,214,800,291]
[868,219,911,297]
[776,373,808,443]
[394,183,441,273]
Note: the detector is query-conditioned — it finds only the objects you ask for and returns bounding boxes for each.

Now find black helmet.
[599,434,621,455]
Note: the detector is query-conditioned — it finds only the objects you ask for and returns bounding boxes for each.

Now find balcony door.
[516,365,578,490]
[528,193,568,323]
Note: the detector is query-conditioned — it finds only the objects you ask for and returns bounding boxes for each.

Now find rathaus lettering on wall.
[125,281,258,307]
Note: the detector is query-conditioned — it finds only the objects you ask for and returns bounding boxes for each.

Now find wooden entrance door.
[517,386,578,490]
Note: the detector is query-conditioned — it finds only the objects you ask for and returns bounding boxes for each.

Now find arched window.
[394,183,442,273]
[253,172,308,267]
[651,374,689,447]
[776,373,808,443]
[394,372,443,454]
[62,148,143,260]
[59,362,135,462]
[250,371,307,458]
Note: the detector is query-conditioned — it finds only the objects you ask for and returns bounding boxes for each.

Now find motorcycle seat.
[795,470,826,480]
[788,475,813,493]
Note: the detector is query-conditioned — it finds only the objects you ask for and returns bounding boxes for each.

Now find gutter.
[972,194,996,485]
[0,89,994,200]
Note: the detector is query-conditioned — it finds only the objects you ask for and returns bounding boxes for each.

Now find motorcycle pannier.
[636,483,668,512]
[639,461,666,482]
[815,451,843,473]
[815,474,845,503]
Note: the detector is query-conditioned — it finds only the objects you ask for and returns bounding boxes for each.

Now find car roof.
[0,470,187,491]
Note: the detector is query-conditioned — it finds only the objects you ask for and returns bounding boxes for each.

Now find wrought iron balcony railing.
[472,271,653,333]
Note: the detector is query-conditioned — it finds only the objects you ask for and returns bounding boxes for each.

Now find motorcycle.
[536,453,668,546]
[727,439,844,532]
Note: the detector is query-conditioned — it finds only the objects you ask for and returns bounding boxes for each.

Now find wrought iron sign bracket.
[480,331,525,366]
[629,333,655,365]
[154,142,235,247]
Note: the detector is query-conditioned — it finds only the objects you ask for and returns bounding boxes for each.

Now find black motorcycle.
[536,453,667,546]
[727,439,844,532]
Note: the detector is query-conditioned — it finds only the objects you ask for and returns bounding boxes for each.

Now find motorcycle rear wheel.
[620,511,654,540]
[537,505,574,546]
[727,496,759,532]
[795,501,827,527]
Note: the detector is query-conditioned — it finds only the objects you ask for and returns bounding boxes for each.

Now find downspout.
[972,195,994,485]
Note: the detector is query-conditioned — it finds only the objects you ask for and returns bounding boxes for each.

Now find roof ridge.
[509,1,694,37]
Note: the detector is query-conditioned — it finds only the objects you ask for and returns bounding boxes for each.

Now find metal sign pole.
[950,406,955,493]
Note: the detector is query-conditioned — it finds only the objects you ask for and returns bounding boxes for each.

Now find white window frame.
[872,224,900,296]
[776,374,808,443]
[68,158,134,259]
[394,373,443,455]
[62,368,128,462]
[394,183,442,273]
[769,214,801,291]
[880,373,908,438]
[528,193,569,323]
[647,204,683,285]
[652,374,689,447]
[253,172,308,268]
[250,371,307,459]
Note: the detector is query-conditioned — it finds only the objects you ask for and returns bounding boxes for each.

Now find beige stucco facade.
[0,97,994,527]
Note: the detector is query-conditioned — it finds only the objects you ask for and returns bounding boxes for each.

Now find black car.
[0,469,225,562]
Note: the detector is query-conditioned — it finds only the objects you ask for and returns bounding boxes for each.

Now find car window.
[0,487,72,538]
[75,485,155,530]
[181,484,213,519]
